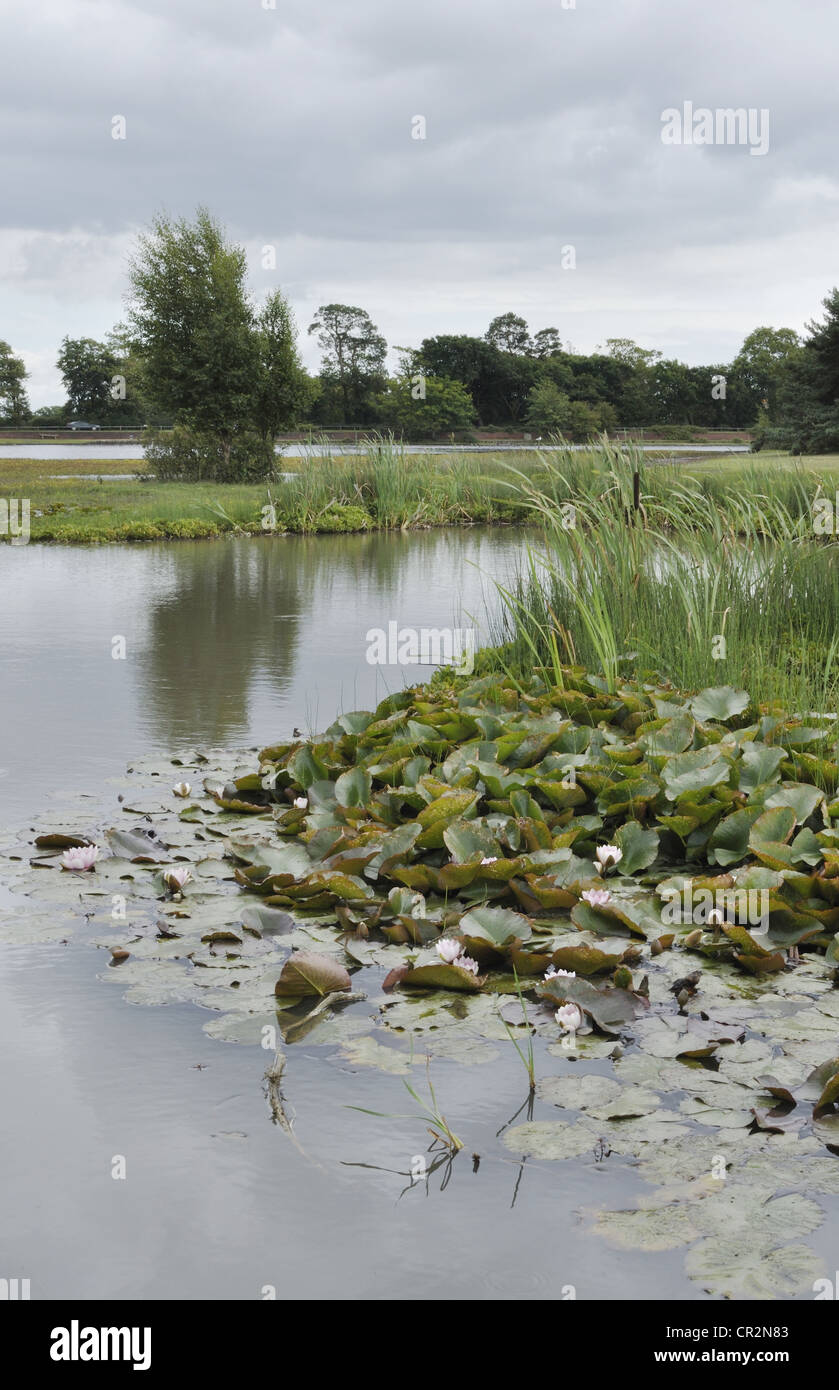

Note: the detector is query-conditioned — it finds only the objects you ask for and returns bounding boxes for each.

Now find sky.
[2,0,838,407]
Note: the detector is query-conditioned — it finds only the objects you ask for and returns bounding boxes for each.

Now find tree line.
[1,209,836,473]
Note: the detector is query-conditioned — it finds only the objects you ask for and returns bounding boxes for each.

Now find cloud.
[1,0,837,404]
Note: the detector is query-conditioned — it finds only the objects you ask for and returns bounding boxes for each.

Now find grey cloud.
[1,0,837,404]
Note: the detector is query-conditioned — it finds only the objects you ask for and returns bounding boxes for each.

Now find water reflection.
[0,528,526,820]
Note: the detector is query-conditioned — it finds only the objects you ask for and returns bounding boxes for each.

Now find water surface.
[0,529,706,1300]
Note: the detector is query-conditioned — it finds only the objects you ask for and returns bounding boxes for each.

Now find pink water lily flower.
[164,866,192,892]
[455,954,479,976]
[595,844,622,876]
[293,796,308,810]
[60,844,99,871]
[556,1003,584,1033]
[581,888,611,908]
[480,856,498,866]
[545,966,576,981]
[436,938,463,963]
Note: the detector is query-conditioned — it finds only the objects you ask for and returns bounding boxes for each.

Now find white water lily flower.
[545,966,576,981]
[454,954,479,976]
[61,844,99,871]
[595,844,622,875]
[172,782,192,798]
[556,1003,584,1033]
[480,856,498,866]
[581,887,611,908]
[293,796,308,810]
[436,938,463,963]
[164,866,193,892]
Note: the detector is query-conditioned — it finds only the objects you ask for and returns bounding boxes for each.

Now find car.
[68,421,101,431]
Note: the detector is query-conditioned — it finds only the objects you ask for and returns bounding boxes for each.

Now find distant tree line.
[2,210,837,474]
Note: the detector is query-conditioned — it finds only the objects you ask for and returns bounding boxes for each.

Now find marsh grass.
[348,1054,463,1155]
[491,442,839,714]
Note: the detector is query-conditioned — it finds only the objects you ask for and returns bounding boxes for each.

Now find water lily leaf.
[442,819,502,863]
[398,962,484,992]
[707,807,762,866]
[596,775,661,817]
[684,1238,824,1300]
[750,805,796,848]
[548,944,623,976]
[539,975,649,1034]
[457,905,532,948]
[690,686,749,723]
[590,1204,701,1251]
[339,1036,417,1073]
[765,783,825,823]
[239,905,296,936]
[34,833,95,849]
[274,951,352,998]
[105,827,170,863]
[334,767,372,808]
[638,710,695,756]
[738,742,786,794]
[662,748,732,798]
[413,791,479,848]
[500,1120,598,1160]
[535,1074,622,1111]
[613,820,659,874]
[811,1066,839,1117]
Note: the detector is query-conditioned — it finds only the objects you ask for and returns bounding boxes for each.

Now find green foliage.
[253,290,310,440]
[0,340,30,424]
[308,303,387,426]
[143,423,273,483]
[373,374,476,440]
[56,336,117,422]
[128,207,260,449]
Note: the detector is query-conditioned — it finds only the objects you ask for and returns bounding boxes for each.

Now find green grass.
[3,438,839,544]
[488,446,839,715]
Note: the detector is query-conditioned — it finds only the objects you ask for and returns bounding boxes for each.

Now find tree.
[56,337,117,420]
[531,327,563,359]
[769,291,839,452]
[602,338,662,370]
[253,290,310,441]
[0,341,30,423]
[485,313,531,355]
[525,380,571,433]
[128,208,264,474]
[308,304,387,425]
[374,374,475,440]
[732,326,801,423]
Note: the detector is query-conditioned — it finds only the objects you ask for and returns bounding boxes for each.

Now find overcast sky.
[3,0,838,406]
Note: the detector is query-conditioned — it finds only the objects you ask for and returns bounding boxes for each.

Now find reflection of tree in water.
[140,528,525,747]
[140,540,305,745]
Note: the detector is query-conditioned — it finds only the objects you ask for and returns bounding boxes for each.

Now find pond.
[2,528,834,1303]
[0,442,750,461]
[0,526,680,1301]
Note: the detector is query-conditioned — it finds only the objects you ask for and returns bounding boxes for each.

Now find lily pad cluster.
[224,668,839,1003]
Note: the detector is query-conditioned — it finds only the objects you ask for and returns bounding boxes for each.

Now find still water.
[0,442,750,461]
[0,529,703,1300]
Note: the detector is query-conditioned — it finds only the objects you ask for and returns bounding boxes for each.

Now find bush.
[143,424,274,482]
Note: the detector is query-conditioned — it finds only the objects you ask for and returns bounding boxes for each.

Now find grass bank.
[2,439,839,544]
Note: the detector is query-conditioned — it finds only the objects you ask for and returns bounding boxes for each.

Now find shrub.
[143,424,274,482]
